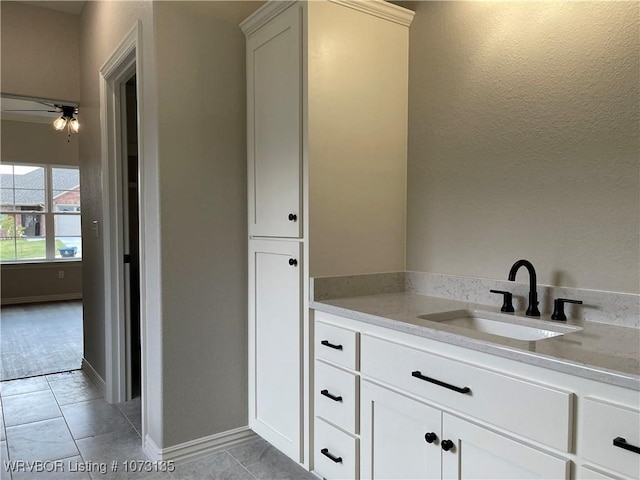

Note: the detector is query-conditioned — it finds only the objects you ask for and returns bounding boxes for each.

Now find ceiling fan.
[1,96,80,135]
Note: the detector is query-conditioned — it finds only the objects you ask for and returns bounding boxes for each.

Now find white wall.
[1,1,80,102]
[154,0,261,447]
[404,1,639,294]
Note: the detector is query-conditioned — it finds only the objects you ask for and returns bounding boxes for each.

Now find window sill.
[1,259,82,270]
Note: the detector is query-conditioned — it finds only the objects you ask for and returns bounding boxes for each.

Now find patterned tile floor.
[0,371,316,480]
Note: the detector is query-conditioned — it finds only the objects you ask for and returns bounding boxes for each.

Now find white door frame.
[99,22,145,407]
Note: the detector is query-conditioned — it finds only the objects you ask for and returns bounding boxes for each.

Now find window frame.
[1,162,81,264]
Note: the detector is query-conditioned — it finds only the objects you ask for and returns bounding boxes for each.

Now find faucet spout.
[508,259,541,317]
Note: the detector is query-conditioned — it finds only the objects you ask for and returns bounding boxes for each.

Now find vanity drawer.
[361,334,573,452]
[315,360,359,434]
[316,318,359,370]
[581,397,640,479]
[314,418,358,480]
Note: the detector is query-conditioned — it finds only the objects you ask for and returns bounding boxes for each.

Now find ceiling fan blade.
[3,109,58,112]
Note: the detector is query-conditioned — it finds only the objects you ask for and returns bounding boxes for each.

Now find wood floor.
[0,301,82,381]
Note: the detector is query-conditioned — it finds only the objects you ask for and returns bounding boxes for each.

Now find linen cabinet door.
[442,413,570,480]
[249,239,302,461]
[246,4,302,238]
[360,381,441,480]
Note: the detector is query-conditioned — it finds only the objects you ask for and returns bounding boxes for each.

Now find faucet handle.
[551,298,583,321]
[490,290,515,313]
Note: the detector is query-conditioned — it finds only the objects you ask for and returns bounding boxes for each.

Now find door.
[442,414,570,480]
[247,4,301,238]
[360,380,441,480]
[249,239,302,461]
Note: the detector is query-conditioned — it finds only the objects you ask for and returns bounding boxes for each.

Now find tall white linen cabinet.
[241,0,414,469]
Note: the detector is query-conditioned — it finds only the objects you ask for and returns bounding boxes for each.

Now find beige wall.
[404,1,639,294]
[1,119,79,165]
[1,119,81,303]
[1,1,80,102]
[308,1,409,277]
[1,263,82,302]
[0,0,82,305]
[79,0,163,444]
[155,0,260,447]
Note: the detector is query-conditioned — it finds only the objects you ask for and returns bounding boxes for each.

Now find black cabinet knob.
[288,213,297,222]
[288,258,298,267]
[424,432,437,444]
[441,439,454,451]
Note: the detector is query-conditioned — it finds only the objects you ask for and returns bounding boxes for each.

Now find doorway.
[123,75,141,399]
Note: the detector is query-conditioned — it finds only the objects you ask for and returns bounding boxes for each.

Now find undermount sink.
[419,309,582,341]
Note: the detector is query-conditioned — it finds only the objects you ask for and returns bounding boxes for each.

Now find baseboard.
[1,293,82,305]
[81,358,107,397]
[144,427,259,463]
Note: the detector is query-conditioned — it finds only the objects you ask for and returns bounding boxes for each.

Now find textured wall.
[155,0,261,446]
[79,0,162,445]
[405,1,639,294]
[1,1,80,102]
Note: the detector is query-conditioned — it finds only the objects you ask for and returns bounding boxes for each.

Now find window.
[0,164,81,262]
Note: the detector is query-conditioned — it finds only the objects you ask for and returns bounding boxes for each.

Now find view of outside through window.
[0,164,81,261]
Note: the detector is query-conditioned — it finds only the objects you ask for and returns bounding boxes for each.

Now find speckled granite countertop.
[310,292,640,391]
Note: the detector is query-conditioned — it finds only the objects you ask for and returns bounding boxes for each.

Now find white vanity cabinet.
[361,381,569,480]
[579,397,640,479]
[360,334,571,480]
[245,4,301,239]
[314,321,361,479]
[242,0,413,466]
[248,239,302,460]
[313,310,640,480]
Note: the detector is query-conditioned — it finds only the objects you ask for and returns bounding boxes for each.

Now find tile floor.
[1,370,316,480]
[0,301,83,380]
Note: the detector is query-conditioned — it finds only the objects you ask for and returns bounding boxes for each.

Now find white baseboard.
[1,293,82,305]
[144,427,259,463]
[82,358,107,397]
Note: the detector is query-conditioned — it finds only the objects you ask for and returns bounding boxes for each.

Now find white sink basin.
[419,309,582,341]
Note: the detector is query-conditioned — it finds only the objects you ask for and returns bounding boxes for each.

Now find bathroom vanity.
[311,290,640,480]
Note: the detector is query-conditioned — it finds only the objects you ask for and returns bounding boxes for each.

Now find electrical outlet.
[58,270,65,279]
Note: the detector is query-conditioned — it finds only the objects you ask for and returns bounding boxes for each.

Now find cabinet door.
[247,4,301,238]
[442,414,569,480]
[360,381,441,480]
[249,239,302,461]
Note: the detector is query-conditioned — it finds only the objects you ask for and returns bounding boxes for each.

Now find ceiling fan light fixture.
[69,117,79,133]
[53,116,68,131]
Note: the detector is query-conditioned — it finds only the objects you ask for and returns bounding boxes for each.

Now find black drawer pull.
[614,437,640,454]
[411,371,471,394]
[321,389,343,402]
[321,340,343,350]
[321,448,343,463]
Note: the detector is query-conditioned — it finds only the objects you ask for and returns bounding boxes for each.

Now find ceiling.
[1,96,75,124]
[19,1,85,15]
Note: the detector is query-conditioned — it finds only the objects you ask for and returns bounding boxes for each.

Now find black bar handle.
[412,371,471,394]
[321,340,343,350]
[320,448,343,463]
[320,389,343,402]
[613,437,640,454]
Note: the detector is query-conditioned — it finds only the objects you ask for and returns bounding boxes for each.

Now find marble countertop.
[310,292,640,390]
